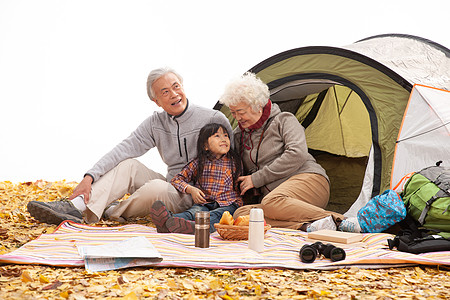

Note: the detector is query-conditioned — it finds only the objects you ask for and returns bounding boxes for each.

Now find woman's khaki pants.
[233,173,344,230]
[84,159,193,223]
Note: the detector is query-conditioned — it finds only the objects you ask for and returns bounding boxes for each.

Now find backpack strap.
[418,194,439,225]
[432,174,450,215]
[417,189,449,225]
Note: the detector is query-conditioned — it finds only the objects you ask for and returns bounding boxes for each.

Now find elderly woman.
[219,72,344,231]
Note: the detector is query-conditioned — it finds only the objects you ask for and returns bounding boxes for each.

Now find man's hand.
[68,175,93,204]
[185,185,207,204]
[238,175,255,195]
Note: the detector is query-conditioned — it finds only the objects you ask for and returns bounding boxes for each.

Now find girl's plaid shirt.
[170,156,243,207]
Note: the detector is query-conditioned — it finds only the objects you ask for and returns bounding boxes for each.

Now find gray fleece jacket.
[234,103,328,197]
[86,101,233,182]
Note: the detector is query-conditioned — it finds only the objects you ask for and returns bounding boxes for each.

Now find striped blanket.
[0,221,449,270]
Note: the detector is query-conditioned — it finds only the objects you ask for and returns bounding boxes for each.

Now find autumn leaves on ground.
[1,181,449,299]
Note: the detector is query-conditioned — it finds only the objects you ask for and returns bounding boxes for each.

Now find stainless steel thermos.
[195,211,210,248]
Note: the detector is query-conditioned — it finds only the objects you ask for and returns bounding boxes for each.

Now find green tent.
[214,34,450,214]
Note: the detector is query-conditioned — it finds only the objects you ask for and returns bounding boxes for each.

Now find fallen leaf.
[118,275,129,284]
[39,274,50,283]
[156,289,168,300]
[0,267,22,277]
[123,291,138,300]
[0,228,7,238]
[166,278,178,289]
[209,278,222,290]
[21,270,33,283]
[60,290,70,298]
[42,280,63,290]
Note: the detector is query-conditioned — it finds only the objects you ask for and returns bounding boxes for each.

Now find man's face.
[152,73,187,116]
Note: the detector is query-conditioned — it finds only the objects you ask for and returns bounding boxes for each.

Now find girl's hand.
[186,185,207,204]
[238,175,255,196]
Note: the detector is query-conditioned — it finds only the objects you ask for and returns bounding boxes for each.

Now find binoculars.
[299,241,346,263]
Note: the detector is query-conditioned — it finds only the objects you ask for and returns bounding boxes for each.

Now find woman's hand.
[68,175,93,204]
[186,185,207,204]
[238,175,255,195]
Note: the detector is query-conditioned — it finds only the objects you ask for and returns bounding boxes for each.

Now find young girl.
[150,123,243,234]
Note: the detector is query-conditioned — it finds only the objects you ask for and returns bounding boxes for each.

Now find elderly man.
[27,67,233,225]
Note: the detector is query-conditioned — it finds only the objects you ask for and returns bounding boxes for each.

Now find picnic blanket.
[0,221,449,270]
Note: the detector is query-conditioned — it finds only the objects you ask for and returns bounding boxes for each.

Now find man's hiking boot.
[27,199,83,225]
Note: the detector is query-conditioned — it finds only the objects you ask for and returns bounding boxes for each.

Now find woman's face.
[228,101,262,129]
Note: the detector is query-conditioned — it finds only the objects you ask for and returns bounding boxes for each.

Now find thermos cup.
[195,211,210,248]
[248,208,265,252]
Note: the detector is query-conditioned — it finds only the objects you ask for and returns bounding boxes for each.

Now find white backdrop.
[1,0,449,182]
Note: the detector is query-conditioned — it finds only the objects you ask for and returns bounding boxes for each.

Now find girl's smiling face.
[205,127,230,158]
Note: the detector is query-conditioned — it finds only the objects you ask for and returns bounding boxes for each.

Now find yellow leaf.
[123,291,138,300]
[60,291,70,298]
[182,281,194,290]
[167,278,178,289]
[221,295,234,300]
[39,274,50,283]
[21,270,33,283]
[209,279,222,290]
[415,266,425,276]
[255,285,262,296]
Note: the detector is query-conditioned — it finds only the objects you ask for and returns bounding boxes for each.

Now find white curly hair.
[219,72,270,111]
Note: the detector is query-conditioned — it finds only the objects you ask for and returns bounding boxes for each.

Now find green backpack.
[401,162,450,239]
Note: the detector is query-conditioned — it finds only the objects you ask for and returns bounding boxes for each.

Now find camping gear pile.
[354,161,450,253]
[386,162,450,254]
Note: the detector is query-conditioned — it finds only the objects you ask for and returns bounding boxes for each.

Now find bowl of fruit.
[214,211,271,240]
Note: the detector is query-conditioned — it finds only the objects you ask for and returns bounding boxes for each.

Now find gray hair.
[219,72,270,111]
[146,67,183,100]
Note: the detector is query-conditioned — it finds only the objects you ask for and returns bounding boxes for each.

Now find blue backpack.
[357,189,407,233]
